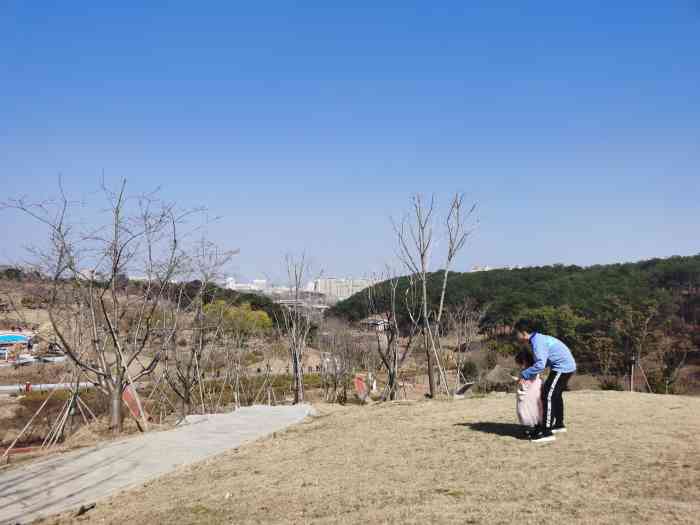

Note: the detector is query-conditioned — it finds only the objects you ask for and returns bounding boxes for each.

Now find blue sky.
[1,2,699,281]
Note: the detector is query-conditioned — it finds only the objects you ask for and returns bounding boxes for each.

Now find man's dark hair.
[515,348,534,368]
[513,318,543,334]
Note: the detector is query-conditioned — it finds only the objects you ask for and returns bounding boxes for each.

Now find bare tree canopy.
[365,267,420,400]
[2,179,231,433]
[276,253,314,404]
[393,192,477,398]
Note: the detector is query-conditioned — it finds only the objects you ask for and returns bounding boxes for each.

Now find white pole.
[630,359,635,393]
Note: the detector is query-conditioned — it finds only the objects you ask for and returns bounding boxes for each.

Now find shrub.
[490,339,519,356]
[1,267,23,280]
[242,350,264,366]
[598,375,624,391]
[645,369,675,394]
[460,360,479,382]
[20,296,37,308]
[473,380,513,394]
[1,388,113,446]
[484,350,498,370]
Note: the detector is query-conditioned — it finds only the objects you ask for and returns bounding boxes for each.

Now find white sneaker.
[551,427,567,434]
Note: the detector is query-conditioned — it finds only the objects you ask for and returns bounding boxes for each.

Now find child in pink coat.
[515,349,543,435]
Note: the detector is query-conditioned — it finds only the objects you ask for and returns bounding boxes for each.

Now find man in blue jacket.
[514,319,576,443]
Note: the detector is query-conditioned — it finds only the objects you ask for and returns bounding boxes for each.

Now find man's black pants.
[541,371,573,430]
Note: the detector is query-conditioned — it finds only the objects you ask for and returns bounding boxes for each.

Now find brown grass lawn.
[44,391,700,525]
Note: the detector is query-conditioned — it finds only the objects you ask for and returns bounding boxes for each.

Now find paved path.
[0,404,315,524]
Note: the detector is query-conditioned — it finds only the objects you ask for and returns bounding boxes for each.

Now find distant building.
[252,279,268,291]
[313,277,373,301]
[225,277,268,292]
[267,285,291,295]
[470,265,521,273]
[76,268,106,281]
[359,315,390,332]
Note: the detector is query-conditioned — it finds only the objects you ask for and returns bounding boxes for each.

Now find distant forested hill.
[328,254,700,330]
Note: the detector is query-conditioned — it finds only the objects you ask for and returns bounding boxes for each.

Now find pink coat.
[516,375,543,427]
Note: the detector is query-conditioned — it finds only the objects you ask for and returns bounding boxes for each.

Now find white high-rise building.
[313,277,373,301]
[225,277,267,292]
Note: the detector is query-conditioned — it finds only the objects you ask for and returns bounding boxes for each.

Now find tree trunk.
[110,387,123,435]
[421,275,436,398]
[292,349,304,404]
[388,369,396,401]
[425,334,435,398]
[181,393,191,417]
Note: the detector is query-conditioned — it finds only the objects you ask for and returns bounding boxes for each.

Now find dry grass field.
[40,390,700,525]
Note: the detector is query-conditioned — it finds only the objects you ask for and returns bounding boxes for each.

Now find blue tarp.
[0,334,28,344]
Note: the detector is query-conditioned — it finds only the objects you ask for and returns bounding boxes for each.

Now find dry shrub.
[203,373,324,407]
[598,375,624,391]
[0,362,70,386]
[62,416,145,449]
[0,389,114,447]
[459,360,479,382]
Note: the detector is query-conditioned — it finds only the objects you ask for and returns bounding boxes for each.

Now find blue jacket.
[520,333,576,380]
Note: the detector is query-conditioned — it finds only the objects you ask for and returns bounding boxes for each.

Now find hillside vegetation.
[329,255,700,391]
[331,255,700,325]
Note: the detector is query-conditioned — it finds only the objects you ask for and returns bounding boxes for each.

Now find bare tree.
[448,297,487,393]
[394,193,476,398]
[318,320,356,403]
[199,300,273,410]
[3,180,196,434]
[365,268,419,400]
[587,332,620,378]
[277,254,313,404]
[162,240,236,417]
[436,194,477,327]
[655,320,693,394]
[615,299,658,392]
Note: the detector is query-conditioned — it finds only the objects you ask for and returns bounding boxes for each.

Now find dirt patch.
[41,391,700,524]
[0,362,70,386]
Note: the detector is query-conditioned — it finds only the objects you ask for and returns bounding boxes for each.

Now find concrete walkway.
[0,404,315,524]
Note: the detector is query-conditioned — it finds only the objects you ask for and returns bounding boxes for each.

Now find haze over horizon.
[2,3,699,280]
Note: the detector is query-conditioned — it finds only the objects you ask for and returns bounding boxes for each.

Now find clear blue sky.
[2,2,698,281]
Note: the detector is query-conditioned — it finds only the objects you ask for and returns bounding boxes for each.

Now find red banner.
[122,385,150,421]
[354,374,368,401]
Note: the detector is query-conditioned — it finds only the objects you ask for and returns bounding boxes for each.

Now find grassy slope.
[45,391,700,524]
